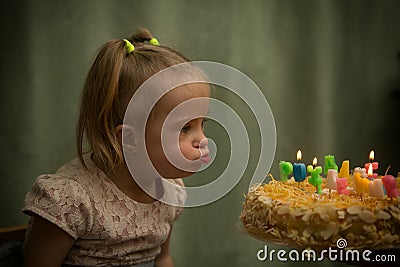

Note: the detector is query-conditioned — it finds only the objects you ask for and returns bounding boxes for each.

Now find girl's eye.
[181,124,190,133]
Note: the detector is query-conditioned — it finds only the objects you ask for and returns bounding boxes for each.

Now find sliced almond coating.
[257,195,266,203]
[358,210,376,223]
[346,233,355,241]
[389,210,400,223]
[302,210,313,222]
[315,206,330,221]
[389,205,400,213]
[347,205,364,215]
[294,208,305,217]
[367,232,379,242]
[362,224,376,233]
[337,210,346,220]
[300,236,308,244]
[322,221,338,240]
[340,222,352,231]
[325,205,337,219]
[376,210,391,220]
[260,195,272,205]
[287,229,298,239]
[302,229,311,238]
[277,205,290,215]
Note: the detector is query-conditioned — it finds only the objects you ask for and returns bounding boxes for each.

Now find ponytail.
[77,40,126,170]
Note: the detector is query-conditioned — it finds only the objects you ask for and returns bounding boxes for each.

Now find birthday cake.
[240,154,400,250]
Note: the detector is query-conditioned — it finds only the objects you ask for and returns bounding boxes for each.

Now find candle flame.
[297,150,302,161]
[312,157,317,166]
[368,163,373,177]
[369,150,374,162]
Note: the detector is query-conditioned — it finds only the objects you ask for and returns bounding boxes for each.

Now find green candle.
[307,157,323,194]
[324,154,338,175]
[279,161,293,182]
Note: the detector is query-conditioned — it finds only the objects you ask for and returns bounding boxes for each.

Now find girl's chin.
[156,161,202,179]
[162,170,196,179]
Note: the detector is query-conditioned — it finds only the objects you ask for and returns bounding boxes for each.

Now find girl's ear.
[116,124,137,153]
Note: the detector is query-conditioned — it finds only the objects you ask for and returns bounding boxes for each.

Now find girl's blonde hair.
[76,27,190,170]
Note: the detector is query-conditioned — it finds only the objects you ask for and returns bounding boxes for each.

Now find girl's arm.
[155,229,174,267]
[23,215,75,267]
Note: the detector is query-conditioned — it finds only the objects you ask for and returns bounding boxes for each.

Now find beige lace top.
[22,154,185,266]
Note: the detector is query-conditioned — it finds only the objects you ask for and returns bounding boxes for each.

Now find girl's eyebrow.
[169,109,209,123]
[171,115,208,125]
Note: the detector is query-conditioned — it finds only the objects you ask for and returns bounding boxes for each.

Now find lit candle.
[279,161,293,182]
[353,173,369,194]
[338,160,350,179]
[324,154,338,175]
[367,164,374,179]
[368,178,384,198]
[307,157,323,194]
[336,177,349,195]
[364,150,378,178]
[382,174,400,198]
[293,150,306,184]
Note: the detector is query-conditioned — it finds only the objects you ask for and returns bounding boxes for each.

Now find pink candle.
[367,164,378,179]
[364,150,378,178]
[365,162,379,171]
[336,177,349,195]
[382,175,400,198]
[365,163,378,178]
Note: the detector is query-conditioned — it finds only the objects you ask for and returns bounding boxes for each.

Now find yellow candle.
[339,160,350,179]
[353,173,369,194]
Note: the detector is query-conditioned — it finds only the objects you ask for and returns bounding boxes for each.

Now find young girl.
[22,27,210,267]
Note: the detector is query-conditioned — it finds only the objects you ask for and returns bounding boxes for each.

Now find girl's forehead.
[158,83,210,111]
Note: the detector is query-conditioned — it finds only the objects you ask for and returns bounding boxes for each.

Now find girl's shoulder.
[55,154,100,181]
[24,153,105,215]
[41,153,109,193]
[23,155,98,239]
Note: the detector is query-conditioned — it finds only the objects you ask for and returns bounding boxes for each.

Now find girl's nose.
[194,131,207,148]
[199,137,208,148]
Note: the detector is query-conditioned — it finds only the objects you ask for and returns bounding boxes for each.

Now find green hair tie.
[123,39,134,54]
[149,37,160,46]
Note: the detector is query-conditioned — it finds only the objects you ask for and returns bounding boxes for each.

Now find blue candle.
[293,163,306,182]
[293,150,306,183]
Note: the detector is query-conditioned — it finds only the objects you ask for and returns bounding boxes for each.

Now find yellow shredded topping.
[249,176,397,210]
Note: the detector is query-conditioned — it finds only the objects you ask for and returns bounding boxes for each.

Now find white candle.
[326,169,338,190]
[368,179,384,198]
[354,167,367,178]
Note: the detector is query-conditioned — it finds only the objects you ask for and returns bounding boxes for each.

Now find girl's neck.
[91,153,156,204]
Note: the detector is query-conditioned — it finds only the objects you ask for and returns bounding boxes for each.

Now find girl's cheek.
[179,143,194,158]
